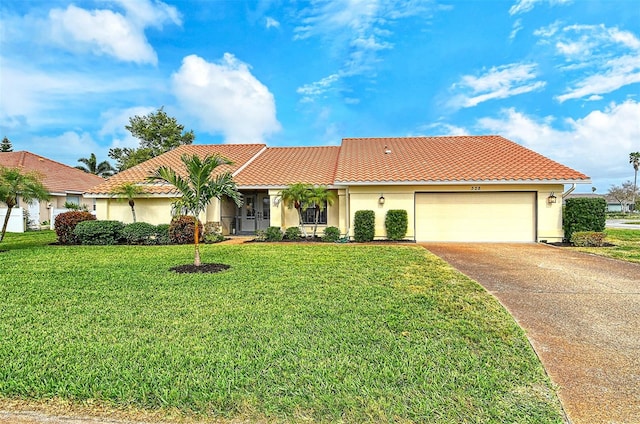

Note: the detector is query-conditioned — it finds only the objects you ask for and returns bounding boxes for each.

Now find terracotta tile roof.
[235,146,340,187]
[86,144,266,195]
[334,136,590,184]
[0,151,105,194]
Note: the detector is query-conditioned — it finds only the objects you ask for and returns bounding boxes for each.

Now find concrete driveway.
[421,243,640,424]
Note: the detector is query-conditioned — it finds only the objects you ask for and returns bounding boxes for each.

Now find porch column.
[268,189,280,228]
[338,189,347,235]
[205,198,221,223]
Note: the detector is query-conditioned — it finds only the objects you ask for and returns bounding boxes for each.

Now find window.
[302,202,327,225]
[245,195,255,219]
[66,195,80,206]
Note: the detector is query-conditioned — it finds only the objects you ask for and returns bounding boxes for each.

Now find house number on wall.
[471,186,481,191]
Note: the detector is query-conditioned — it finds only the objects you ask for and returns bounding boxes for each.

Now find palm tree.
[148,154,242,266]
[110,182,145,222]
[76,153,115,177]
[0,166,49,242]
[630,152,640,212]
[307,185,337,238]
[278,183,312,237]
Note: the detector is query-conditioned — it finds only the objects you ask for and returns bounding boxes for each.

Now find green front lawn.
[571,228,640,263]
[0,231,563,423]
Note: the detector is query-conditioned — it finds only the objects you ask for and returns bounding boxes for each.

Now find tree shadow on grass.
[170,263,230,274]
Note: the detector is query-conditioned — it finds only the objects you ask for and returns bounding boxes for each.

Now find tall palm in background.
[0,166,49,242]
[110,182,145,223]
[76,153,115,178]
[630,152,640,211]
[278,183,312,237]
[148,154,242,266]
[307,185,336,238]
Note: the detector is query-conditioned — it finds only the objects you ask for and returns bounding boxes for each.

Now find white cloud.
[509,19,523,40]
[297,74,341,102]
[48,0,181,64]
[265,17,280,29]
[98,106,158,139]
[474,101,640,186]
[557,56,640,102]
[171,54,281,143]
[449,63,546,108]
[509,0,571,16]
[293,0,435,98]
[535,23,640,102]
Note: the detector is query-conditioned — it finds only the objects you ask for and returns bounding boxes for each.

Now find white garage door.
[415,192,536,242]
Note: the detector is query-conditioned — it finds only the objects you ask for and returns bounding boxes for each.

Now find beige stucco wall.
[347,184,566,242]
[96,197,177,225]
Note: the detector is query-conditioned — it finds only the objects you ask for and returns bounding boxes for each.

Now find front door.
[240,192,271,233]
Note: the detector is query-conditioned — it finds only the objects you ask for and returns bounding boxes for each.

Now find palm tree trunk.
[129,200,137,223]
[633,169,638,212]
[0,205,13,242]
[194,216,201,266]
[297,208,308,237]
[313,209,319,238]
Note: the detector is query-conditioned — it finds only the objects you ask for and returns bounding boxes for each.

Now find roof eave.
[334,178,592,186]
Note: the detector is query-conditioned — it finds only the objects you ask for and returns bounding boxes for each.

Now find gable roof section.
[0,151,105,194]
[234,146,340,187]
[335,136,590,184]
[86,144,266,195]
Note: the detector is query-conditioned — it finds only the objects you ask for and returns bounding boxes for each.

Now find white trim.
[237,184,344,190]
[334,179,591,186]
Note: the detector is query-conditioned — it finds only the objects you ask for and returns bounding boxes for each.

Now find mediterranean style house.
[84,136,590,242]
[0,151,105,227]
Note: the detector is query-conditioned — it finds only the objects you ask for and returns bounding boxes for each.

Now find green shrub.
[322,226,341,242]
[54,211,96,245]
[155,224,171,245]
[285,226,302,241]
[122,222,157,245]
[385,209,408,240]
[73,220,124,245]
[265,226,284,242]
[203,222,225,243]
[570,231,606,247]
[169,215,203,244]
[354,210,375,242]
[563,198,606,242]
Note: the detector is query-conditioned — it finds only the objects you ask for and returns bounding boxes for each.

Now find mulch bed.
[544,242,616,247]
[170,263,231,274]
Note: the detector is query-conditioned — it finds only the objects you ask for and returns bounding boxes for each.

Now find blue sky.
[1,0,638,193]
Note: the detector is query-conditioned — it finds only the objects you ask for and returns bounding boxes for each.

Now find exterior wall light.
[547,192,557,204]
[378,195,385,205]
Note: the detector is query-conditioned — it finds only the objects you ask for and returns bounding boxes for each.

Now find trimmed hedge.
[122,222,157,245]
[285,226,302,241]
[54,211,96,245]
[570,231,606,247]
[354,210,375,242]
[265,226,284,242]
[563,198,606,242]
[322,226,341,242]
[385,209,408,240]
[73,220,124,245]
[169,215,203,245]
[155,224,171,245]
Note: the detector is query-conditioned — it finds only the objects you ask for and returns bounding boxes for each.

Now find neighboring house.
[564,193,631,213]
[85,136,590,242]
[0,151,105,227]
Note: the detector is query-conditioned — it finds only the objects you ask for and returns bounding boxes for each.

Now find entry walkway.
[421,243,640,424]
